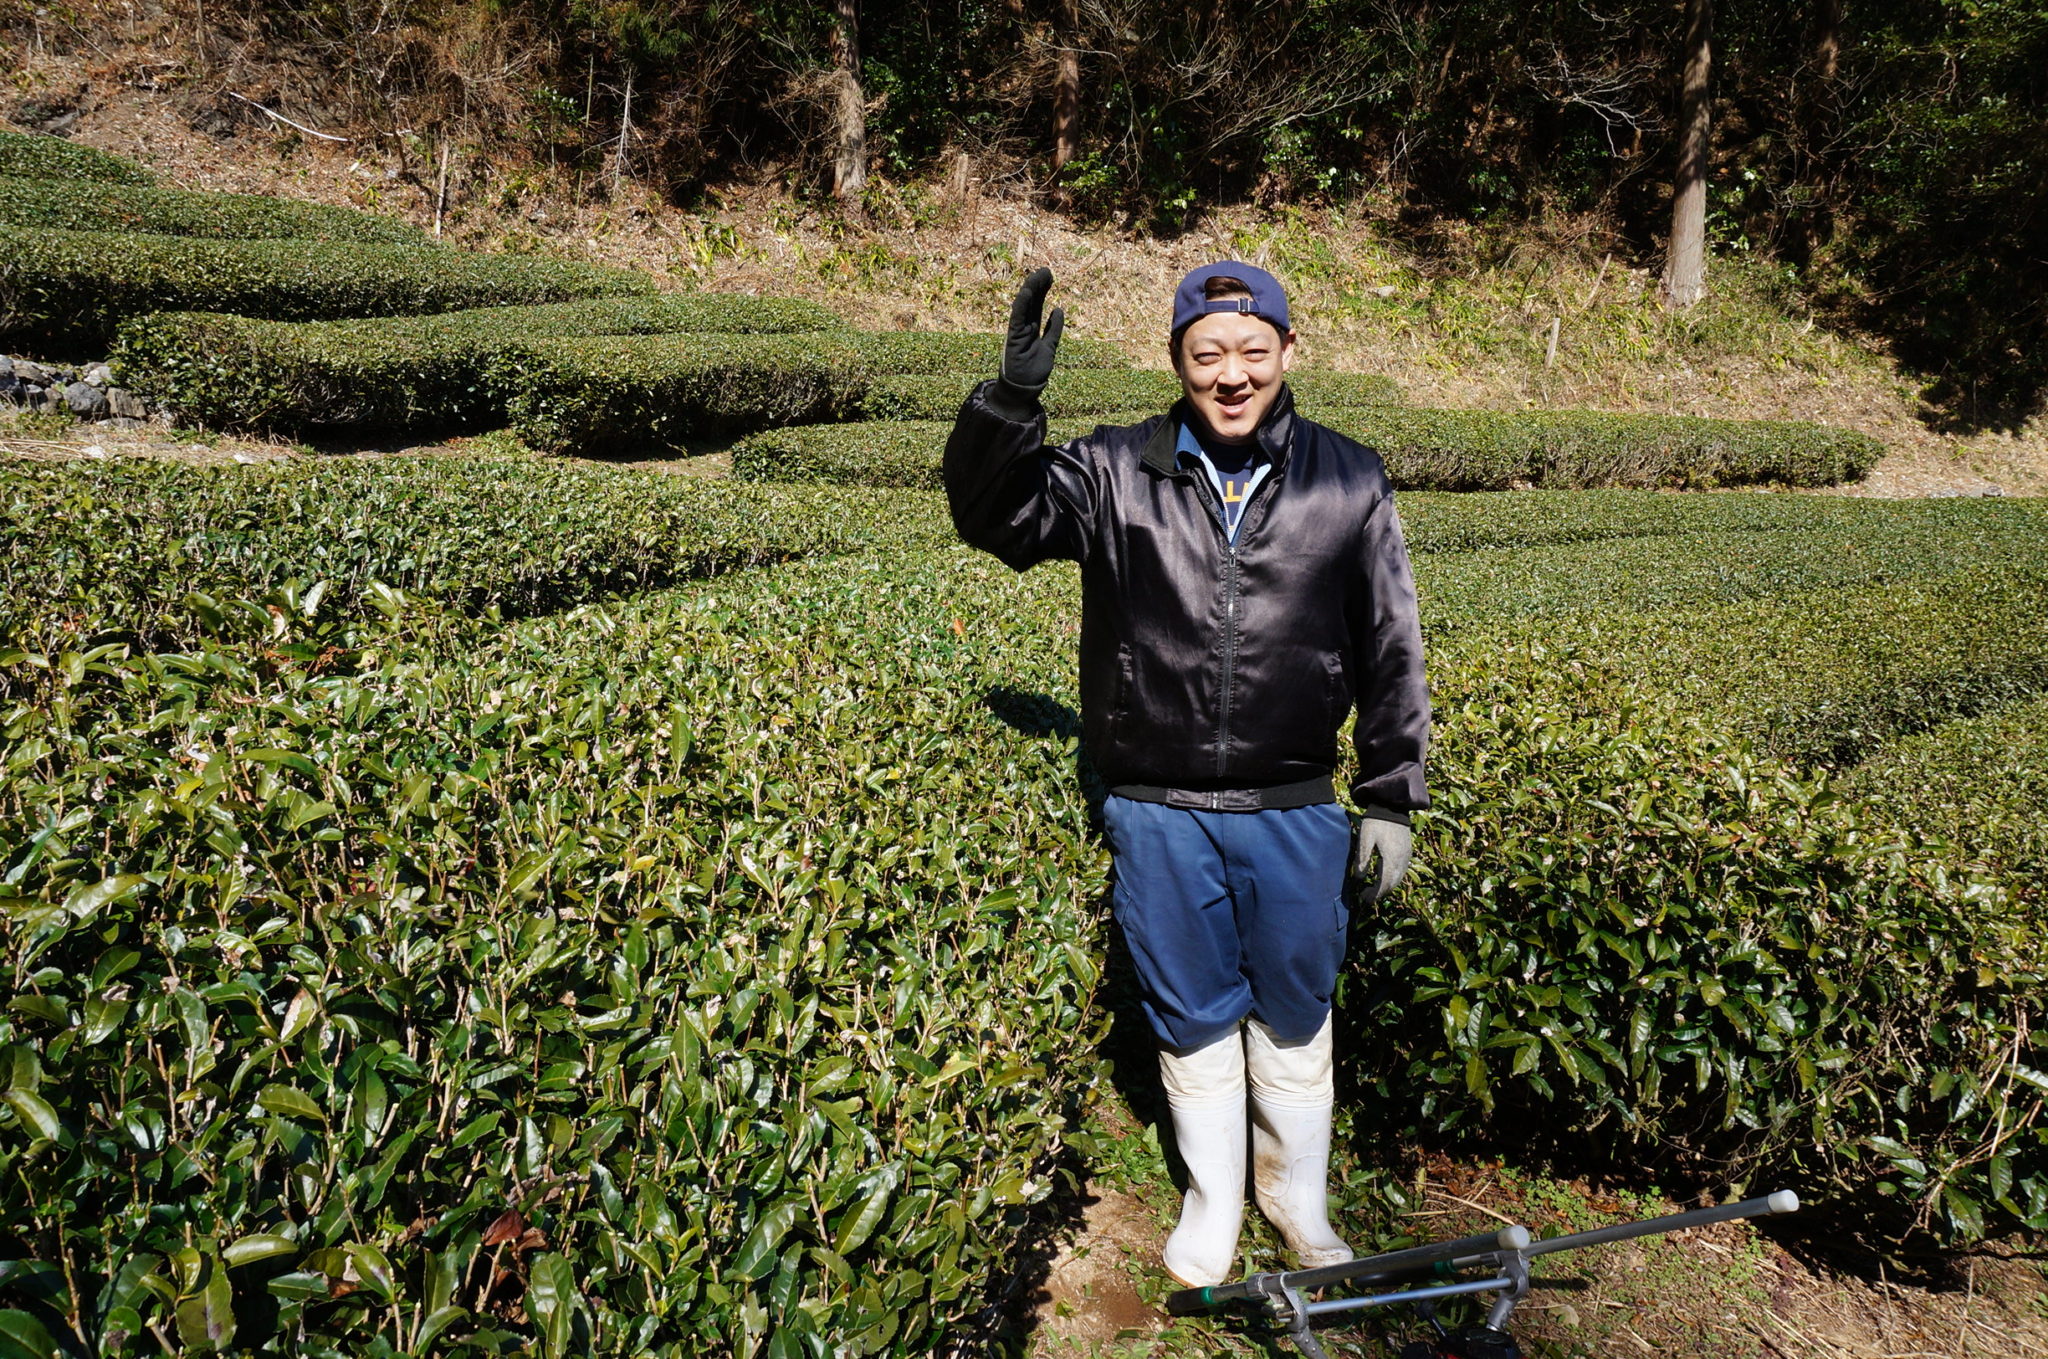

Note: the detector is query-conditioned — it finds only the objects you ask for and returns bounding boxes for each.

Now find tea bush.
[856,368,1401,420]
[1392,488,1904,553]
[0,550,1106,1356]
[1511,563,2048,766]
[1413,504,2048,631]
[732,418,1112,488]
[1846,697,2048,890]
[1321,407,1883,489]
[735,406,1884,491]
[500,332,1126,455]
[4,466,2046,1357]
[113,296,848,433]
[0,457,958,660]
[0,175,430,246]
[0,226,653,351]
[0,130,154,185]
[1354,637,2048,1241]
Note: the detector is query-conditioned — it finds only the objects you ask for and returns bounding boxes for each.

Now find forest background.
[9,0,2038,430]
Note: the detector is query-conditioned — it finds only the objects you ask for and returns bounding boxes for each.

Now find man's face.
[1171,311,1298,444]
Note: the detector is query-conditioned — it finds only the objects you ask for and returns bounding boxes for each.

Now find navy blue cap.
[1172,261,1291,340]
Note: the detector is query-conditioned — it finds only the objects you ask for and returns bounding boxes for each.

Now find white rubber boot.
[1246,1015,1352,1268]
[1157,1028,1247,1287]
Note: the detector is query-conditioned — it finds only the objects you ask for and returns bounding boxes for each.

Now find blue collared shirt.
[1176,421,1272,543]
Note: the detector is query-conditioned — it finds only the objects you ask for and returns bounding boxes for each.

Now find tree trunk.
[1051,0,1081,173]
[611,63,635,195]
[1813,0,1842,84]
[829,0,867,204]
[1662,0,1712,308]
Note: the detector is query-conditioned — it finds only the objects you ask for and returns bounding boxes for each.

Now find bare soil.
[1017,1159,2048,1359]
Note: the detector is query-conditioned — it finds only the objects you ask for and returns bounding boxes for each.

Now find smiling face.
[1171,309,1298,444]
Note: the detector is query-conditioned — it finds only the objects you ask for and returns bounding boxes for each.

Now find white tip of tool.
[1768,1191,1800,1214]
[1499,1225,1531,1250]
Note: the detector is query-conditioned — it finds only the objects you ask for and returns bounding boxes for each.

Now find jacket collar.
[1140,384,1297,476]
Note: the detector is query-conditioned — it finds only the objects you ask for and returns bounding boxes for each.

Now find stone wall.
[1,356,157,428]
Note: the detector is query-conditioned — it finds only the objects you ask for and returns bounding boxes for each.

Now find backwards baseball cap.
[1171,260,1291,341]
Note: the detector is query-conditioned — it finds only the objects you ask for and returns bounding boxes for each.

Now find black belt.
[1109,776,1335,812]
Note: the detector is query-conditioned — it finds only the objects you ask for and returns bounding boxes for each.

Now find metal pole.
[1521,1192,1799,1260]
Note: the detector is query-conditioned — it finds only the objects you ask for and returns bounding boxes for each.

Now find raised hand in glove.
[1350,813,1414,905]
[991,267,1065,415]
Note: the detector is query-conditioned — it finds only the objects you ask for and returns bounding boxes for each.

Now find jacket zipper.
[1188,467,1278,782]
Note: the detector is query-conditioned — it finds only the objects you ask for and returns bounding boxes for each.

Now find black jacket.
[944,379,1430,815]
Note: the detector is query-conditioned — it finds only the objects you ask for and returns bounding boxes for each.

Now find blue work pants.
[1102,795,1351,1051]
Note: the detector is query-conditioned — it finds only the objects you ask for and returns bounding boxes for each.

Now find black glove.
[1350,812,1414,905]
[991,267,1064,416]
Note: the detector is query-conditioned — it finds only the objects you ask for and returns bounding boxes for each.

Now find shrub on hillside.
[0,174,430,245]
[1413,505,2048,632]
[0,226,653,351]
[0,546,1107,1357]
[1847,698,2048,891]
[0,130,154,185]
[112,296,848,432]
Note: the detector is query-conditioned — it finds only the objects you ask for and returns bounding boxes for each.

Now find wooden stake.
[1545,316,1561,367]
[434,142,450,238]
[611,65,635,195]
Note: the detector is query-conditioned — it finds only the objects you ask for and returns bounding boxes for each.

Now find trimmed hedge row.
[0,542,1105,1357]
[857,368,1401,420]
[0,130,154,185]
[500,332,1127,454]
[732,417,1105,488]
[0,226,653,350]
[1413,505,2048,632]
[0,456,957,661]
[0,174,430,245]
[1354,633,2048,1243]
[1395,487,1923,553]
[112,296,848,433]
[734,407,1885,491]
[1480,563,2048,767]
[1320,406,1883,489]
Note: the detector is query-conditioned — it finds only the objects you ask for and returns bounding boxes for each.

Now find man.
[945,263,1430,1288]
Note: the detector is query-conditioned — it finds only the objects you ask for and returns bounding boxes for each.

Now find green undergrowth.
[1482,561,2048,767]
[0,226,652,352]
[0,175,430,246]
[112,298,848,434]
[0,130,154,186]
[1413,502,2048,631]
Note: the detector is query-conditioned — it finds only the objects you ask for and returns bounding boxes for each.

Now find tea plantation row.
[7,457,2028,662]
[3,472,2046,1355]
[735,406,1881,491]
